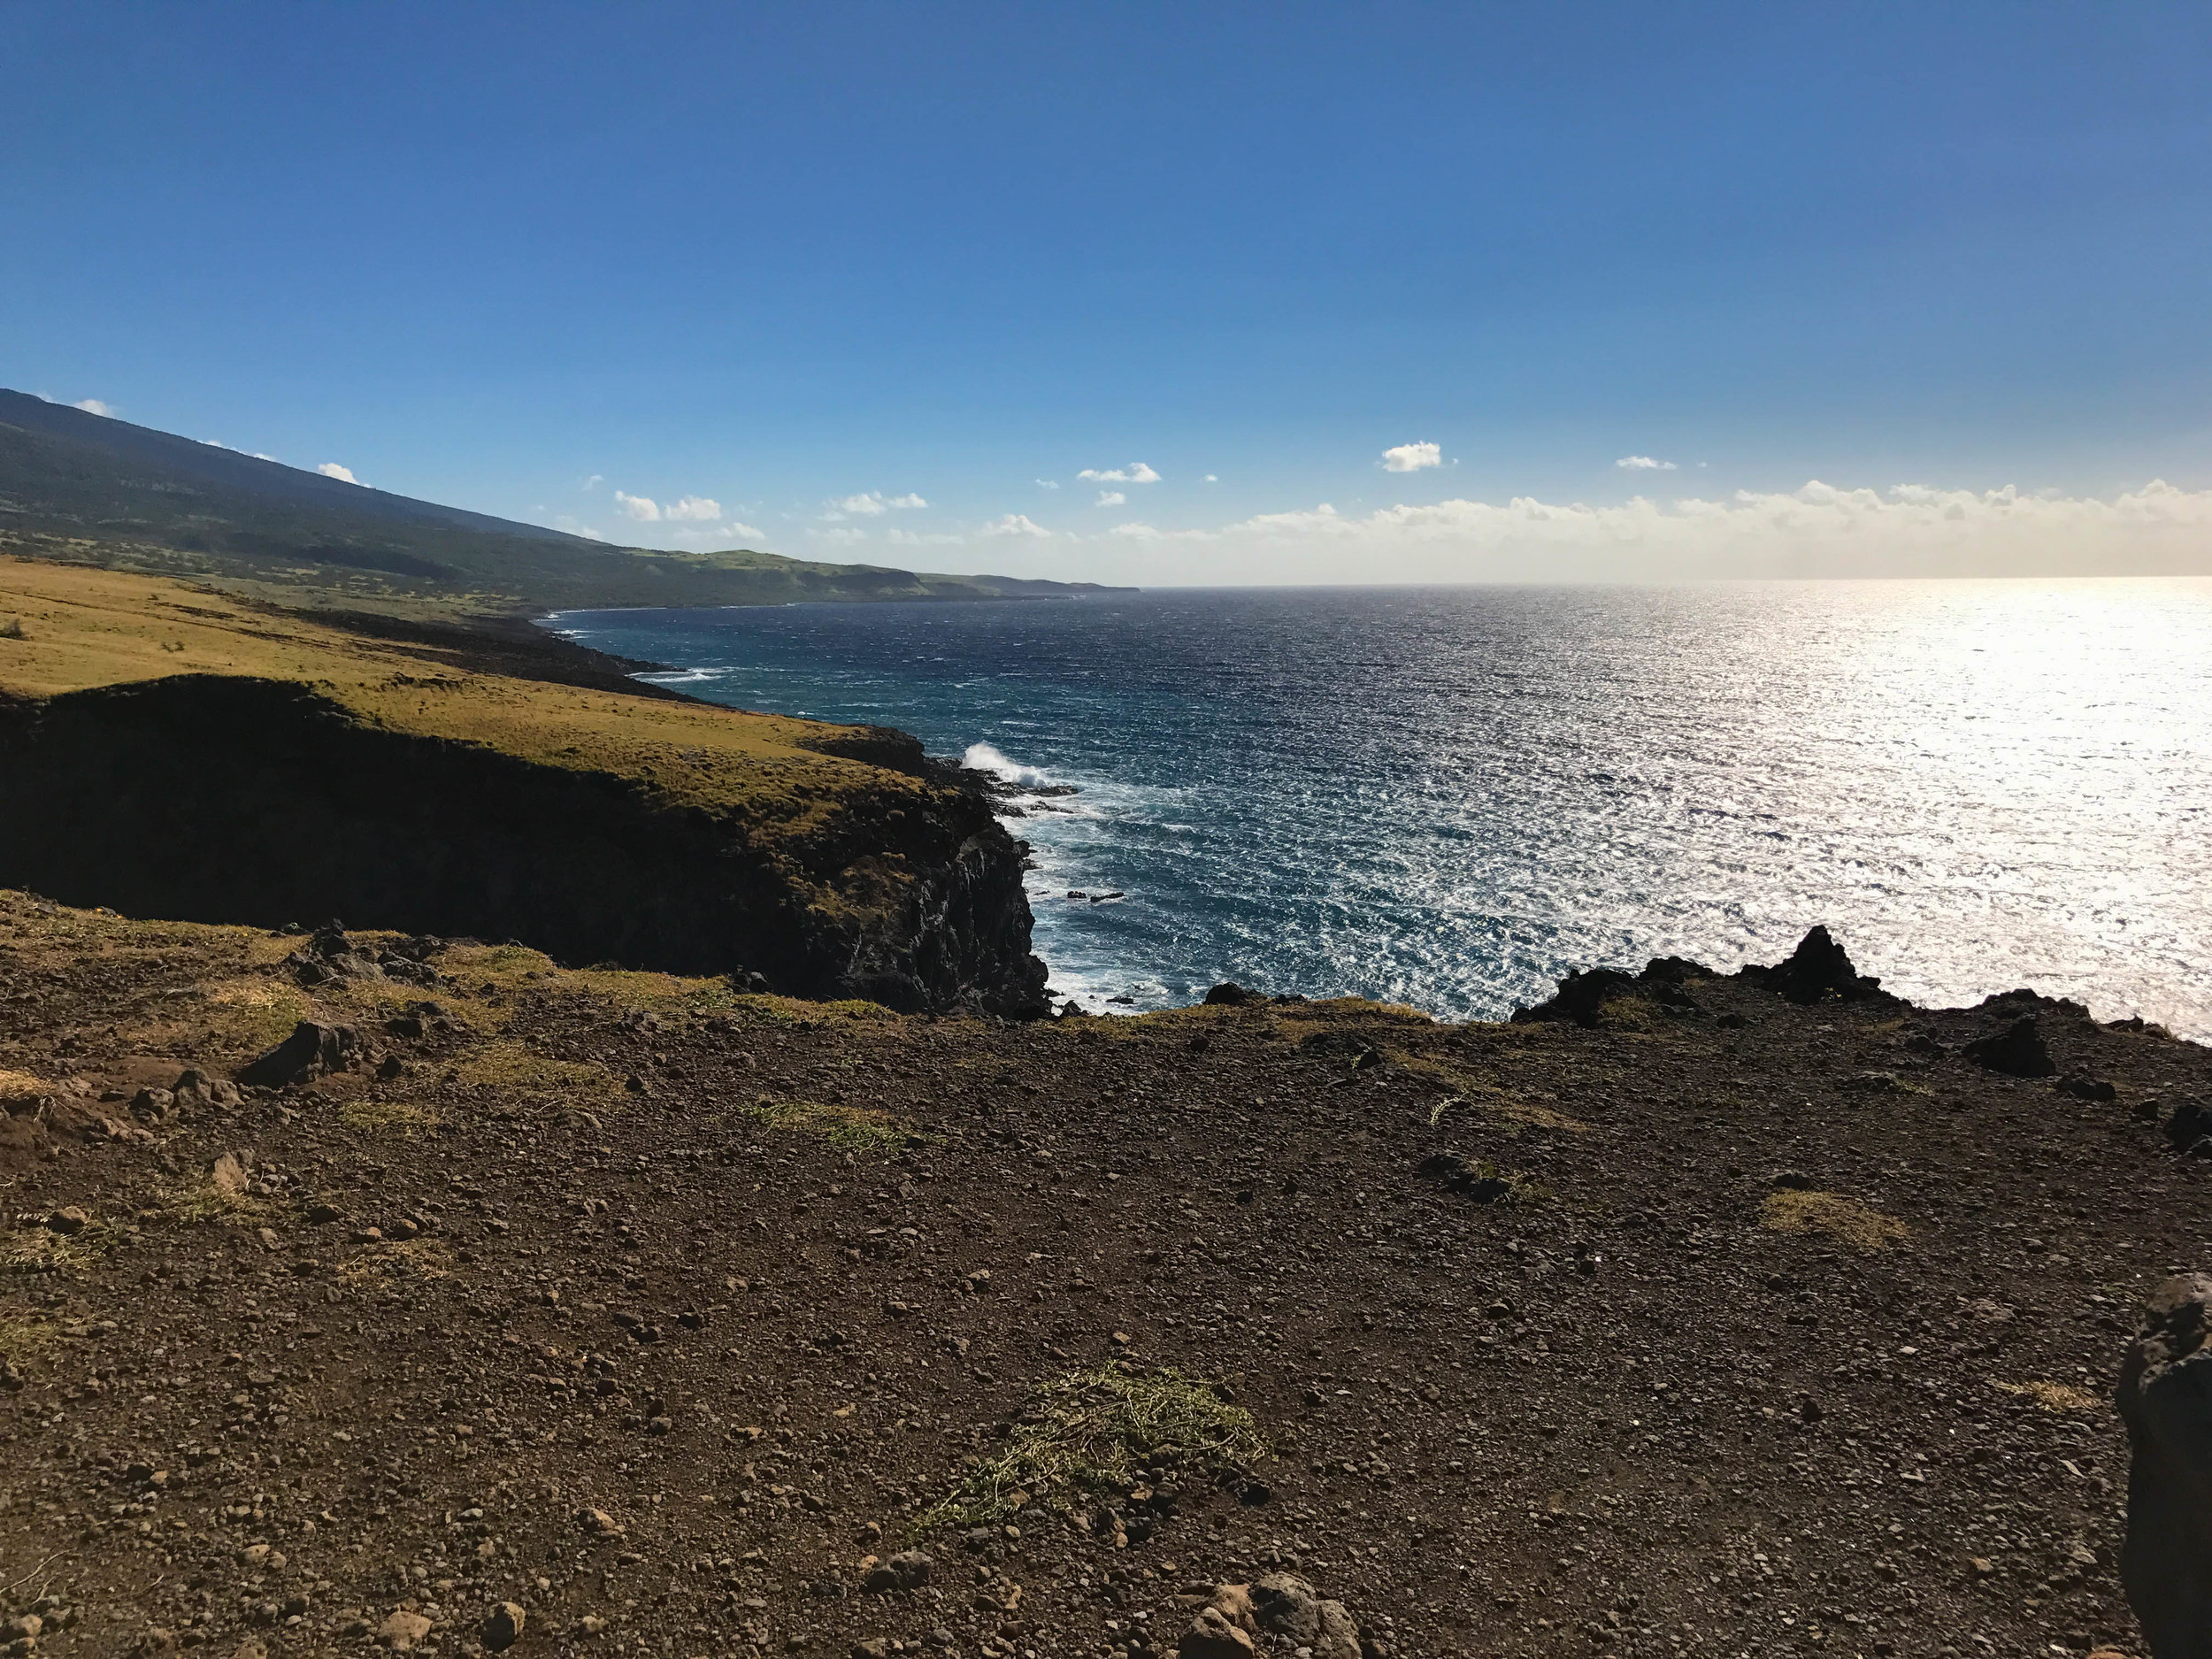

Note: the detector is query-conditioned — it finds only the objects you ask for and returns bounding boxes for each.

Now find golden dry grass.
[337,1238,455,1285]
[0,555,933,843]
[0,1314,62,1362]
[450,1038,623,1102]
[0,1069,50,1105]
[339,1097,442,1133]
[1387,1049,1589,1133]
[1760,1189,1909,1251]
[1993,1379,2105,1414]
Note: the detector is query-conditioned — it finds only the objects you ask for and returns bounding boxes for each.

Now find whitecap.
[962,741,1059,787]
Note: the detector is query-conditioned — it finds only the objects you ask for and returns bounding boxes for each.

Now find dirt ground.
[3,889,2207,1659]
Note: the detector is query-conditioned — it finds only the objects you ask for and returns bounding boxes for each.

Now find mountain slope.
[0,390,1124,618]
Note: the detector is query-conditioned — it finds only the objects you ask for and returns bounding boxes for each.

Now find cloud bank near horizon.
[606,479,2212,582]
[1123,479,2212,581]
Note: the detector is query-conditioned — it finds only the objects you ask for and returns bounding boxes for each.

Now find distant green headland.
[0,388,1129,624]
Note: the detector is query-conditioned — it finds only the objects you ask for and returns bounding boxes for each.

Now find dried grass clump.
[337,1238,454,1285]
[1760,1189,1909,1251]
[0,1069,51,1106]
[452,1038,621,1101]
[745,1095,912,1151]
[340,1096,441,1133]
[1993,1379,2105,1415]
[922,1363,1266,1532]
[0,1314,60,1361]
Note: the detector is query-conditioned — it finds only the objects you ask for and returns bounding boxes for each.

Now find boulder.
[2117,1273,2212,1656]
[1511,965,1640,1026]
[860,1549,933,1593]
[374,1609,433,1652]
[1251,1573,1361,1659]
[480,1602,526,1651]
[1179,1606,1256,1659]
[1963,1015,2057,1079]
[236,1021,360,1087]
[1203,983,1256,1007]
[1416,1153,1514,1204]
[1759,926,1882,1005]
[171,1069,241,1111]
[2168,1101,2212,1156]
[210,1152,252,1199]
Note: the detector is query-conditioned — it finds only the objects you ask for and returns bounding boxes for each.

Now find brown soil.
[3,892,2206,1659]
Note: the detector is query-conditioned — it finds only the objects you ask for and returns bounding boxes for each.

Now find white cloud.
[73,398,114,418]
[1079,463,1162,484]
[1203,473,1219,483]
[664,495,722,522]
[1106,521,1215,542]
[887,527,965,547]
[1095,489,1126,507]
[1380,442,1441,473]
[552,515,608,541]
[1201,479,2212,580]
[808,526,869,546]
[583,474,603,490]
[317,462,362,484]
[1616,456,1678,471]
[614,491,661,521]
[826,491,927,518]
[1035,478,1060,490]
[724,521,767,543]
[980,513,1062,539]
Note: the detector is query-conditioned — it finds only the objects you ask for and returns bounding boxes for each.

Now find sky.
[4,2,2210,584]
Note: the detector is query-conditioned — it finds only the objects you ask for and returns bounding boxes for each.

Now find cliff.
[0,557,1047,1016]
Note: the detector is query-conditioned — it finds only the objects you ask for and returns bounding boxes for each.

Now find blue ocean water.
[550,582,2212,1040]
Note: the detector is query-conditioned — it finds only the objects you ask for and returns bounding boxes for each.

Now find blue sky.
[5,3,2210,581]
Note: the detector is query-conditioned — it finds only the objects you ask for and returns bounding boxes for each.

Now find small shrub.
[919,1363,1266,1532]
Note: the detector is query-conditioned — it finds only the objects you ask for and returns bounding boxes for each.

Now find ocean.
[549,580,2212,1041]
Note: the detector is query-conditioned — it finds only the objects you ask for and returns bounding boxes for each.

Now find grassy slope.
[0,556,934,849]
[0,391,1125,619]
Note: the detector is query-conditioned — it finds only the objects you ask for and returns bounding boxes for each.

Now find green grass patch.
[746,1094,913,1151]
[919,1363,1267,1532]
[451,1038,622,1100]
[339,1096,442,1133]
[3,1220,115,1276]
[157,1178,284,1228]
[0,1313,61,1362]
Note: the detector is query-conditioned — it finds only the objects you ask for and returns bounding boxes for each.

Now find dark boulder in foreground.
[2119,1274,2212,1657]
[1204,982,1257,1007]
[1964,1013,2059,1078]
[235,1020,361,1087]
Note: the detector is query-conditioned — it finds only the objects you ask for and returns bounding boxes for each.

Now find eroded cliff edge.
[0,557,1048,1016]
